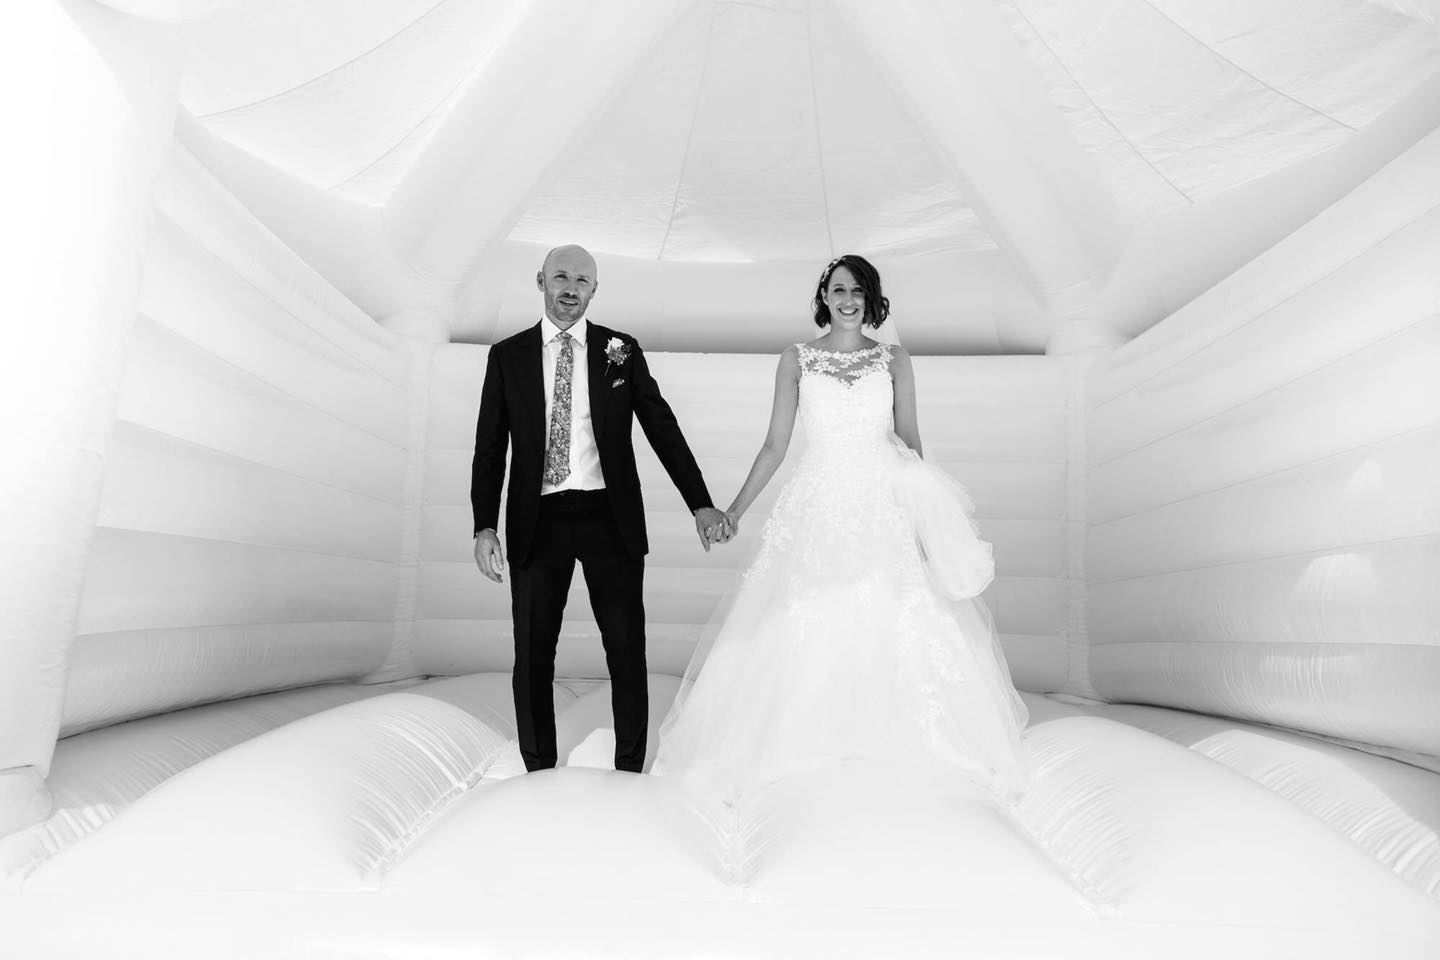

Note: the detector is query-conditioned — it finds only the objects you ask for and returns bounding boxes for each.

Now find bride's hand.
[723,510,741,541]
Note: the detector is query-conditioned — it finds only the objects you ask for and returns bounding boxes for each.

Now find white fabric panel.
[510,1,991,262]
[79,530,397,634]
[187,1,523,192]
[94,1,243,21]
[417,345,1078,692]
[829,0,1125,312]
[27,694,507,892]
[100,421,400,561]
[61,626,394,738]
[1088,123,1440,407]
[996,0,1440,205]
[59,144,415,735]
[1089,636,1439,759]
[119,316,406,503]
[1089,244,1440,512]
[363,342,435,685]
[178,1,444,115]
[385,0,698,280]
[0,4,182,834]
[141,218,409,440]
[157,145,408,385]
[1091,429,1439,582]
[1086,126,1440,761]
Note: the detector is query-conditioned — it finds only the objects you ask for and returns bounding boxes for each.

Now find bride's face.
[823,266,866,331]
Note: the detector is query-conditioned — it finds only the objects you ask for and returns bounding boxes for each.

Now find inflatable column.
[0,2,182,834]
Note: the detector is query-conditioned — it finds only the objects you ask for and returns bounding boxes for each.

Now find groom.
[471,244,731,773]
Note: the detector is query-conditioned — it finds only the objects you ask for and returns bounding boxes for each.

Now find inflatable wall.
[1086,125,1440,770]
[64,148,419,736]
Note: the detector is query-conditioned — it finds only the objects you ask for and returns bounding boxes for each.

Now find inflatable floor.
[5,673,1439,959]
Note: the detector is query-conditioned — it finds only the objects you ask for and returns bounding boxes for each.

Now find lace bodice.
[795,342,896,462]
[796,341,893,385]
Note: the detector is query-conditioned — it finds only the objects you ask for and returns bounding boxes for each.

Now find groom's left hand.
[693,507,732,552]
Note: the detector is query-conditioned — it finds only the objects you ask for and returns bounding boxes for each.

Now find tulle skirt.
[653,436,1032,802]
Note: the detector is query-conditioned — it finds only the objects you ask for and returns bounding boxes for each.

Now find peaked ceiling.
[173,0,1440,352]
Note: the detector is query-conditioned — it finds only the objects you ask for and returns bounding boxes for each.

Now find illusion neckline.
[799,341,887,356]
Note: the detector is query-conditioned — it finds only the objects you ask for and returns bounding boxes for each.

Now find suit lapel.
[586,322,608,447]
[518,324,546,453]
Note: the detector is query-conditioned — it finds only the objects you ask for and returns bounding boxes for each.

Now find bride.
[652,255,1032,802]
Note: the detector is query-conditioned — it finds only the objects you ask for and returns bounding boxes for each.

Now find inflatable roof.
[169,0,1440,351]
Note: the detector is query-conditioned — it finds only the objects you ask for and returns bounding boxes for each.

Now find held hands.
[473,529,505,583]
[693,507,737,552]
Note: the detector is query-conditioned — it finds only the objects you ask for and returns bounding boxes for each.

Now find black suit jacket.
[470,321,714,565]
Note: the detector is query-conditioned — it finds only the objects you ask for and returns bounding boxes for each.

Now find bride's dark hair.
[812,254,890,329]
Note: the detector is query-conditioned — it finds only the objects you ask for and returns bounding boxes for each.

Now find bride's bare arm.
[890,345,923,457]
[726,346,802,521]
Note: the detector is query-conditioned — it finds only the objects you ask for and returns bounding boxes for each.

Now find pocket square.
[611,378,626,388]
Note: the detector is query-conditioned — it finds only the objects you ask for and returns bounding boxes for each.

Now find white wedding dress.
[653,342,1032,802]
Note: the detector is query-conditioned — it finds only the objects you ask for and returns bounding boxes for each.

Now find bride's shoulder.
[886,342,915,385]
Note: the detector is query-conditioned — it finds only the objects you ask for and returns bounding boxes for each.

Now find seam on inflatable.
[154,170,405,380]
[1006,725,1134,915]
[657,2,718,261]
[1090,200,1440,407]
[1088,529,1439,584]
[682,780,786,890]
[189,2,458,120]
[106,418,405,508]
[1083,705,1440,901]
[328,4,537,196]
[369,341,433,683]
[134,310,412,450]
[802,0,836,258]
[83,527,407,567]
[1139,2,1358,133]
[1186,746,1440,901]
[1064,357,1094,698]
[1088,308,1440,468]
[7,687,394,885]
[999,0,1193,204]
[1090,637,1439,649]
[367,738,510,883]
[127,320,408,456]
[1088,419,1440,526]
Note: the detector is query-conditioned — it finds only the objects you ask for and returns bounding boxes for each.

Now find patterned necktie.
[544,331,574,486]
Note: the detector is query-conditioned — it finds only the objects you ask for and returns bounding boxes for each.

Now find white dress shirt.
[539,315,606,494]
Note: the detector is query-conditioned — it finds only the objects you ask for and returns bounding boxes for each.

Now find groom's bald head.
[541,244,597,278]
[537,244,599,327]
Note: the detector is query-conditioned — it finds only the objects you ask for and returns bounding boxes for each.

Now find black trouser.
[509,489,648,773]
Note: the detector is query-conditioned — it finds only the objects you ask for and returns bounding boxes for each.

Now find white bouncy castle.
[3,1,1440,957]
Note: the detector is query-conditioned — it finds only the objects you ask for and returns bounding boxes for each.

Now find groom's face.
[537,247,598,327]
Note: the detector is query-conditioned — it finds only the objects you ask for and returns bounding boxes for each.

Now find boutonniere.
[604,336,631,373]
